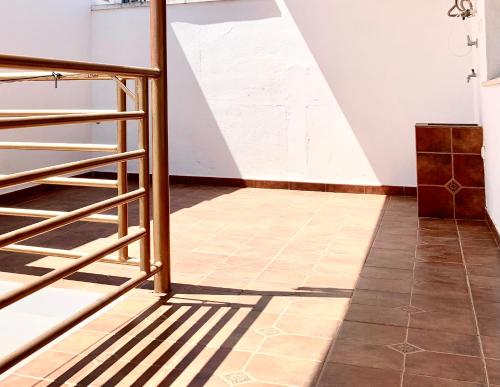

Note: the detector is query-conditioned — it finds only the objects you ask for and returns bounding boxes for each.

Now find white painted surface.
[91,0,475,186]
[0,0,93,194]
[0,281,102,358]
[472,0,500,228]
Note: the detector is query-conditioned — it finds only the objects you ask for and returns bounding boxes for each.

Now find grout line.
[455,220,490,387]
[240,192,343,379]
[314,195,392,386]
[400,212,419,387]
[450,127,457,219]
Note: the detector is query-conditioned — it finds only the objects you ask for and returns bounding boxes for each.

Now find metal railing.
[0,0,170,373]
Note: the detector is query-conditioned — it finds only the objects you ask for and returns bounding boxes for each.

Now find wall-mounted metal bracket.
[467,35,478,48]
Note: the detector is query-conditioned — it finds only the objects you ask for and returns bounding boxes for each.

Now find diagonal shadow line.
[99,306,221,386]
[47,301,182,385]
[128,306,239,387]
[185,295,272,387]
[125,295,271,386]
[42,284,353,385]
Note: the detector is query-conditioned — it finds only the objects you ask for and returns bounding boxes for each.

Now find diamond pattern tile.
[388,342,423,354]
[445,179,462,194]
[222,371,253,384]
[256,327,284,336]
[397,305,425,314]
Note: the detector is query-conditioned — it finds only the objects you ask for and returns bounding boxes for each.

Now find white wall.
[0,0,93,194]
[91,0,476,187]
[472,0,500,229]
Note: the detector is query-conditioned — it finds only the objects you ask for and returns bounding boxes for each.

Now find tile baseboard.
[0,172,416,203]
[170,175,416,196]
[486,210,500,248]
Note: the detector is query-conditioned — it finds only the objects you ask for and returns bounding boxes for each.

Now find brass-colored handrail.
[0,264,162,374]
[0,111,145,130]
[0,189,145,248]
[0,53,160,78]
[0,141,118,152]
[0,0,169,373]
[0,207,119,224]
[0,229,146,309]
[0,149,144,189]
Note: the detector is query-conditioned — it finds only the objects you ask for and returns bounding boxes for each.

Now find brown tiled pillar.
[416,124,485,219]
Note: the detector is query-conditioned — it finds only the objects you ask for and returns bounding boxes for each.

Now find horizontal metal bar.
[0,175,118,188]
[0,111,145,130]
[0,188,145,248]
[0,263,161,374]
[0,71,131,82]
[0,110,117,118]
[0,207,119,224]
[0,244,135,265]
[0,54,160,78]
[0,229,146,310]
[0,149,145,189]
[33,177,118,188]
[0,142,118,152]
[1,244,85,259]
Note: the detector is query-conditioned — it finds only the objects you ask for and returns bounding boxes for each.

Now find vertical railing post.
[150,0,171,293]
[117,79,129,261]
[136,77,151,273]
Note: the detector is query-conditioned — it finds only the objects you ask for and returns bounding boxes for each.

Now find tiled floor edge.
[486,210,500,248]
[169,175,416,197]
[0,174,417,203]
[454,220,491,386]
[313,195,392,386]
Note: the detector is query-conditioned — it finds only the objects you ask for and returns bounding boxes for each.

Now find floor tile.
[477,316,500,337]
[403,373,485,387]
[351,289,411,308]
[328,340,404,370]
[345,304,409,327]
[337,321,406,346]
[482,335,500,359]
[405,351,486,383]
[487,359,500,385]
[407,328,481,356]
[258,334,331,361]
[318,363,401,387]
[245,353,322,386]
[409,310,477,335]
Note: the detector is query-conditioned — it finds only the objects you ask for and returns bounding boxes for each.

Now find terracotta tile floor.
[0,184,499,386]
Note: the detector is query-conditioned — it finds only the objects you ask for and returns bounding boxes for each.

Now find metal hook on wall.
[448,0,476,19]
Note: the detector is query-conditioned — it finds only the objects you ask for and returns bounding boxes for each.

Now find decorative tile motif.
[222,372,253,384]
[388,343,423,354]
[416,124,485,219]
[445,179,462,194]
[257,327,283,336]
[397,305,425,314]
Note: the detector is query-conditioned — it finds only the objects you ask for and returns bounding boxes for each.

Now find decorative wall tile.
[416,125,452,152]
[416,124,485,220]
[453,155,485,187]
[418,186,454,218]
[455,189,486,219]
[452,127,483,154]
[417,154,452,185]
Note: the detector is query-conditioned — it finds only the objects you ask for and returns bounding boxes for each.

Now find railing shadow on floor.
[41,284,353,386]
[0,184,240,284]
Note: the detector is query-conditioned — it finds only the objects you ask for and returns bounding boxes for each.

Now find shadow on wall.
[283,0,474,186]
[168,0,282,178]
